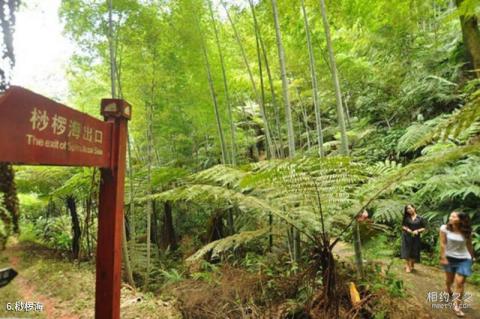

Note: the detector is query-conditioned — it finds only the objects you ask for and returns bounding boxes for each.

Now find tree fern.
[140,141,480,261]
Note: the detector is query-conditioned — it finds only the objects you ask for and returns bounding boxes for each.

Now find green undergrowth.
[362,234,396,261]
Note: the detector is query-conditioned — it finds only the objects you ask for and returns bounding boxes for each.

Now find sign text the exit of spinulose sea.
[0,86,111,167]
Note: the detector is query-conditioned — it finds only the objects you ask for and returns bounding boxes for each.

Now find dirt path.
[391,261,480,319]
[1,241,182,319]
[334,242,480,318]
[3,246,80,319]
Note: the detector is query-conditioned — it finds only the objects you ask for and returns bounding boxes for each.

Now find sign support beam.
[95,99,130,319]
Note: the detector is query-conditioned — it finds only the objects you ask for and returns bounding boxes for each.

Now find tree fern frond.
[186,228,271,261]
[188,164,249,188]
[422,211,449,224]
[396,120,439,153]
[420,142,456,156]
[367,159,403,176]
[151,167,188,188]
[372,199,404,223]
[358,144,480,206]
[139,184,300,229]
[412,89,480,149]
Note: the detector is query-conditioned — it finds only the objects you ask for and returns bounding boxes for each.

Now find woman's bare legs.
[445,271,455,294]
[453,274,466,316]
[405,259,411,272]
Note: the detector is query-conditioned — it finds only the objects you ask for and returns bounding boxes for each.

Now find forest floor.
[0,239,181,319]
[0,240,479,318]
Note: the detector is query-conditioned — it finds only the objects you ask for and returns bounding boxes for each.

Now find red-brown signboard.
[0,86,111,167]
[0,86,131,319]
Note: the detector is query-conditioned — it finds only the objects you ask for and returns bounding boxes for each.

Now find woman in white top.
[439,211,475,317]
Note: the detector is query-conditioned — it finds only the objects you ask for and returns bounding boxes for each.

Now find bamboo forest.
[1,0,480,318]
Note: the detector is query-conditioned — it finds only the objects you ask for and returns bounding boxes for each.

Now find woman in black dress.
[401,204,426,272]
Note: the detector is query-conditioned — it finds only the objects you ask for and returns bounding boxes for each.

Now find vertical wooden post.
[95,99,131,319]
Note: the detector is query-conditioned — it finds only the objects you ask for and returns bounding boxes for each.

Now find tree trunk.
[318,0,349,156]
[0,1,20,238]
[254,7,284,158]
[301,0,324,157]
[66,196,81,260]
[271,0,299,262]
[256,18,277,159]
[226,207,235,235]
[344,92,351,128]
[0,163,19,235]
[353,221,364,279]
[223,1,276,160]
[151,200,159,246]
[0,0,20,91]
[145,101,154,289]
[271,0,295,158]
[207,210,225,243]
[249,0,278,159]
[319,2,361,278]
[107,0,135,287]
[85,169,97,258]
[122,213,135,287]
[208,0,237,165]
[107,0,117,98]
[161,201,177,251]
[299,93,312,150]
[197,12,228,165]
[127,134,136,259]
[455,0,480,78]
[124,212,130,241]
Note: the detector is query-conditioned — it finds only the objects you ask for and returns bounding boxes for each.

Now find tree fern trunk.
[353,221,364,279]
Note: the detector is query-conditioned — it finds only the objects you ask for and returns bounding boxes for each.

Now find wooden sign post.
[0,86,131,319]
[96,98,130,318]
